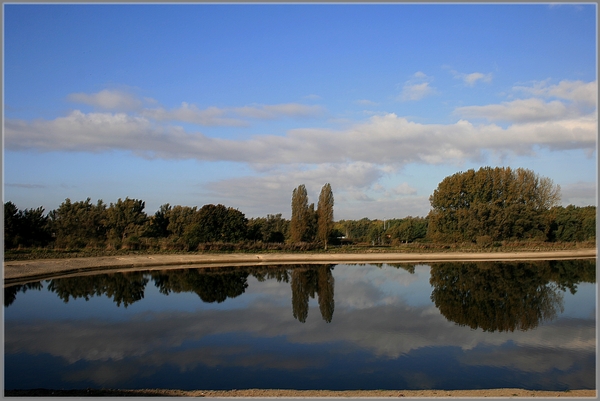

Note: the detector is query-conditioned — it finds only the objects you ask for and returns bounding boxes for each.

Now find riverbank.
[4,388,596,397]
[3,248,596,285]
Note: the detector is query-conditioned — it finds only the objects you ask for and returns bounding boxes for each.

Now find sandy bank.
[3,249,595,286]
[4,388,596,397]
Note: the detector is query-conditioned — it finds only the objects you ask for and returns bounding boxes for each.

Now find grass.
[4,240,595,261]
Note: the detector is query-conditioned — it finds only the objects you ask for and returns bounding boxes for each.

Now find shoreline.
[4,388,597,397]
[3,248,596,286]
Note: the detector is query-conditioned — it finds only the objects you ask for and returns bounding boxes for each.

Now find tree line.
[3,168,596,252]
[3,183,337,251]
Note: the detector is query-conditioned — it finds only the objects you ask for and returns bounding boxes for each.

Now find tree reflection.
[47,272,149,307]
[151,268,249,303]
[4,282,44,307]
[429,259,596,332]
[6,260,592,329]
[291,265,335,323]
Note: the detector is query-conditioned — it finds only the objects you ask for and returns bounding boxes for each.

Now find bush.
[476,235,493,248]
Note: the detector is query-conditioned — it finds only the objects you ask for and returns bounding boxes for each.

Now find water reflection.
[153,269,249,303]
[4,260,596,332]
[5,265,339,323]
[4,282,43,307]
[5,260,594,331]
[291,266,334,323]
[47,272,149,307]
[4,260,595,391]
[429,259,596,332]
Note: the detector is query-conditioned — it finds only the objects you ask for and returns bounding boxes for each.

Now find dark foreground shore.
[4,388,597,397]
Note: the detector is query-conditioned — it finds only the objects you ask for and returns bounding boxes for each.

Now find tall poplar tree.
[317,183,334,249]
[290,184,309,242]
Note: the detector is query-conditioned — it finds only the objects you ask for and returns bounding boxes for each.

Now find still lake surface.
[4,259,596,391]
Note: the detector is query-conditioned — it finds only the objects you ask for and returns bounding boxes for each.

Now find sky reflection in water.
[4,261,596,391]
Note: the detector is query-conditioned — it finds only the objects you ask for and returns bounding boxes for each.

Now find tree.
[548,205,596,242]
[146,203,172,238]
[21,207,52,247]
[166,205,199,238]
[247,214,289,243]
[316,183,334,249]
[290,185,310,242]
[183,204,248,249]
[49,198,107,249]
[389,217,428,244]
[105,198,148,248]
[4,202,21,249]
[427,167,561,242]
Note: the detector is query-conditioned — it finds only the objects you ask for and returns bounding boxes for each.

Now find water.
[4,260,596,391]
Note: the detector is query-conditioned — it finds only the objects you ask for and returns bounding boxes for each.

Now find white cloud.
[68,89,145,111]
[455,80,597,125]
[455,98,572,123]
[399,72,437,101]
[6,110,596,165]
[514,80,597,107]
[560,181,597,206]
[7,81,597,218]
[400,82,435,101]
[141,102,324,126]
[463,72,493,86]
[392,183,418,195]
[67,90,325,126]
[142,103,247,126]
[448,69,493,87]
[233,103,325,119]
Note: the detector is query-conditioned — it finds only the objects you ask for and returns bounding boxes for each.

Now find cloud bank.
[5,79,596,216]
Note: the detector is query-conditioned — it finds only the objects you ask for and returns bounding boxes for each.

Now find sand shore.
[3,248,596,286]
[4,388,597,397]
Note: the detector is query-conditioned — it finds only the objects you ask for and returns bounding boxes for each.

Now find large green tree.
[427,167,561,242]
[316,183,335,249]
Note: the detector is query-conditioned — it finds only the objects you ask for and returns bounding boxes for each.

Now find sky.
[3,3,597,220]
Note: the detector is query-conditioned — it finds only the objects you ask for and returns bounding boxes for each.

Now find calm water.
[4,260,596,391]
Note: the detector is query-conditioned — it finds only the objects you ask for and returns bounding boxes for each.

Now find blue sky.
[3,3,597,219]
